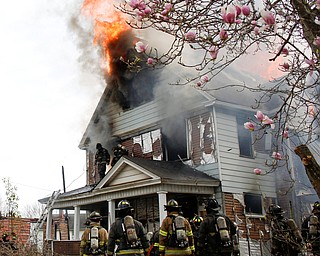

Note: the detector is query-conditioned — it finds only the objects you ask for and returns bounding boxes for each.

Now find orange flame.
[81,0,130,74]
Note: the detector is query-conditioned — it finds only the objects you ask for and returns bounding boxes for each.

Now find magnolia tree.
[115,0,320,192]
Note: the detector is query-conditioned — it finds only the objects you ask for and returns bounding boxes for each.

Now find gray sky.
[0,0,105,214]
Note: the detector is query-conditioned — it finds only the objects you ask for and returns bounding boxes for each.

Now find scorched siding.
[215,107,277,198]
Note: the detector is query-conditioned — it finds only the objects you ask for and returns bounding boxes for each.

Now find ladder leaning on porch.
[28,190,61,244]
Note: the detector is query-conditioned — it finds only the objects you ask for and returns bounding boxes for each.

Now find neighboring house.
[0,217,37,244]
[38,63,316,255]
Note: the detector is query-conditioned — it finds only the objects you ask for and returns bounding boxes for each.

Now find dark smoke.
[104,30,162,110]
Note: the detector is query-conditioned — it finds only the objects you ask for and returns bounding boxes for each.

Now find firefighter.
[1,232,9,243]
[301,201,320,255]
[189,215,202,255]
[268,204,303,256]
[197,199,237,256]
[148,229,160,256]
[107,199,150,256]
[80,211,108,256]
[111,144,129,166]
[159,199,195,256]
[95,143,110,181]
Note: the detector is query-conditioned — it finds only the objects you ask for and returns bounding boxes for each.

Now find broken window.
[133,129,162,160]
[187,112,217,165]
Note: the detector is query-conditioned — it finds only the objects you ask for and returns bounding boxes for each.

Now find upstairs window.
[162,116,188,161]
[236,114,254,158]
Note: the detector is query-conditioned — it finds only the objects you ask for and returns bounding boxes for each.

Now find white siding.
[108,165,151,186]
[215,108,277,198]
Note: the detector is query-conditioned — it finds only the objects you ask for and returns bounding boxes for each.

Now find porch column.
[74,205,80,240]
[157,191,167,223]
[46,209,53,240]
[108,200,115,230]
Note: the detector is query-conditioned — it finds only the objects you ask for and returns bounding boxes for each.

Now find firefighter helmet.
[268,205,284,215]
[313,201,320,213]
[89,211,102,221]
[96,143,102,149]
[164,199,181,211]
[192,215,203,225]
[206,199,221,212]
[116,199,133,211]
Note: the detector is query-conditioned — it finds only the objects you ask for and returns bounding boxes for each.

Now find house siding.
[215,108,277,198]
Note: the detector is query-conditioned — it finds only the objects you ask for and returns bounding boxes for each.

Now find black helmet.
[268,205,283,215]
[89,211,102,222]
[192,215,203,225]
[116,200,133,211]
[206,199,221,212]
[164,199,181,211]
[96,143,102,149]
[313,201,320,213]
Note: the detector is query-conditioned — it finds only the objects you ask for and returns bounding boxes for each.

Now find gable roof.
[41,156,219,209]
[96,156,219,189]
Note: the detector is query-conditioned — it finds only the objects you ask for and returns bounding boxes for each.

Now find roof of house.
[119,156,217,183]
[39,156,218,205]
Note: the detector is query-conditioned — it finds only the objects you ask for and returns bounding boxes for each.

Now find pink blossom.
[260,10,275,25]
[222,5,237,24]
[128,0,139,8]
[281,48,289,56]
[313,36,320,48]
[244,121,255,131]
[254,168,262,175]
[241,5,250,16]
[316,0,320,9]
[219,28,228,40]
[143,7,151,15]
[201,75,209,83]
[147,58,155,65]
[135,41,148,53]
[253,26,260,35]
[272,152,282,160]
[196,81,202,87]
[164,3,172,11]
[209,46,219,59]
[251,20,257,25]
[235,5,241,16]
[185,31,197,41]
[255,110,264,122]
[281,62,290,70]
[282,130,289,139]
[128,0,146,10]
[262,115,274,125]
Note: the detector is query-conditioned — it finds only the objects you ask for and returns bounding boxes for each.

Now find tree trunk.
[294,144,320,197]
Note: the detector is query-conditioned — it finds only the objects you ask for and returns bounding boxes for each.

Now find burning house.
[37,0,320,255]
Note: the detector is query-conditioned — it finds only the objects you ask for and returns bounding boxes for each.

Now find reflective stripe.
[159,245,165,251]
[186,230,193,236]
[154,242,159,246]
[189,245,195,251]
[159,229,167,236]
[165,247,192,255]
[117,248,144,254]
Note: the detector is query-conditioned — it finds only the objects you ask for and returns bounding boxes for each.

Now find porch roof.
[40,156,219,209]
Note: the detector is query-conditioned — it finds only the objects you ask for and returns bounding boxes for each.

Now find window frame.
[236,114,254,158]
[244,193,264,217]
